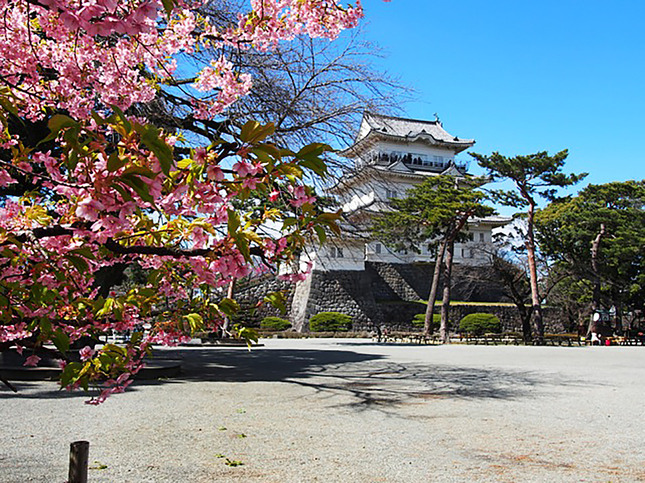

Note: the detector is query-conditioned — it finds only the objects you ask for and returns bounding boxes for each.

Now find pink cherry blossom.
[79,346,95,361]
[24,355,41,367]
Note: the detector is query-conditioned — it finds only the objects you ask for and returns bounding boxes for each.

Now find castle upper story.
[333,113,477,214]
[340,112,475,174]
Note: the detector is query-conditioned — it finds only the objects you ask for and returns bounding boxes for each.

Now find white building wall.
[305,241,366,272]
[372,178,416,201]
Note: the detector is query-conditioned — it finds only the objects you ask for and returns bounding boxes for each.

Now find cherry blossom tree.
[0,0,364,403]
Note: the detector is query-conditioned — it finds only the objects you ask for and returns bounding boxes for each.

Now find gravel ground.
[2,339,645,482]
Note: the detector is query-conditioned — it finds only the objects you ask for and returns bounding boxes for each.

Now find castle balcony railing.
[365,152,470,172]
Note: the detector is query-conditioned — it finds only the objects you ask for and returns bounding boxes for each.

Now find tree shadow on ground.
[143,346,585,413]
[0,345,588,410]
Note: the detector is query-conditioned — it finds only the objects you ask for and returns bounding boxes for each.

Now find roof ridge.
[365,111,440,126]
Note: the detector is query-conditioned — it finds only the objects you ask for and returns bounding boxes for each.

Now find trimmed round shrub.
[260,316,291,331]
[412,313,441,332]
[309,312,352,332]
[459,313,502,335]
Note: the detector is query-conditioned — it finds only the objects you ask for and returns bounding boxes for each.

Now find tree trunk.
[221,279,236,334]
[519,305,532,343]
[440,239,455,344]
[426,210,472,341]
[510,275,532,342]
[525,202,544,343]
[423,236,448,337]
[586,223,606,336]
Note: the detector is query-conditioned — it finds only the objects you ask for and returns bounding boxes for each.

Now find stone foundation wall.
[367,262,507,303]
[299,270,382,330]
[234,276,295,325]
[234,261,564,334]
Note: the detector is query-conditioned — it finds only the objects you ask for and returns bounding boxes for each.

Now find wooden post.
[68,440,89,483]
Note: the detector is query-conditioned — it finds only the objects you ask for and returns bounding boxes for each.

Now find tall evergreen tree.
[471,150,586,342]
[372,176,494,342]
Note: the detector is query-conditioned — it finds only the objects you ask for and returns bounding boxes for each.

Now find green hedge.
[412,313,441,331]
[459,313,501,335]
[260,316,291,331]
[309,312,352,332]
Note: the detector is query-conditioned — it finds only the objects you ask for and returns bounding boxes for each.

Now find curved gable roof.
[342,112,475,157]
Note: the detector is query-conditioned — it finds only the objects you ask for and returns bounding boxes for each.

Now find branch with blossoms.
[0,0,364,402]
[0,103,341,402]
[0,0,363,121]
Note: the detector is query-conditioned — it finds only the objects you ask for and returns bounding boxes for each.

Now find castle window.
[375,243,382,254]
[479,233,485,242]
[385,188,398,199]
[329,247,344,258]
[467,232,474,241]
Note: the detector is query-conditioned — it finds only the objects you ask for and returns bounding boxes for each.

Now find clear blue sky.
[359,0,645,191]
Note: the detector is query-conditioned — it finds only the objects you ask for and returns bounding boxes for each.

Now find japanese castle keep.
[242,113,514,332]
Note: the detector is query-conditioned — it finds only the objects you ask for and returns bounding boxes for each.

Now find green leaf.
[110,182,134,202]
[59,362,83,387]
[109,104,132,133]
[297,142,331,158]
[65,254,89,274]
[40,114,77,144]
[51,329,70,354]
[234,234,251,261]
[130,331,143,346]
[296,143,331,177]
[232,324,258,348]
[48,114,77,134]
[227,209,240,234]
[96,298,115,318]
[240,120,259,142]
[120,174,154,204]
[184,313,204,332]
[161,0,176,17]
[39,317,52,337]
[69,247,96,260]
[67,149,79,171]
[107,151,127,172]
[0,93,19,117]
[299,157,327,177]
[176,158,192,169]
[263,292,286,314]
[135,124,173,176]
[122,165,157,179]
[91,111,106,126]
[239,121,275,144]
[314,225,327,245]
[218,298,240,317]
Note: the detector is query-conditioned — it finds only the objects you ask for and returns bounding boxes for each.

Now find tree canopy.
[536,180,645,328]
[0,0,364,402]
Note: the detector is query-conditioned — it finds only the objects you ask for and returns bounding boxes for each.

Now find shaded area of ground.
[1,344,578,408]
[2,340,644,483]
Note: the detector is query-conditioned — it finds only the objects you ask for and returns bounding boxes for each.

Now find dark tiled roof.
[357,112,475,146]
